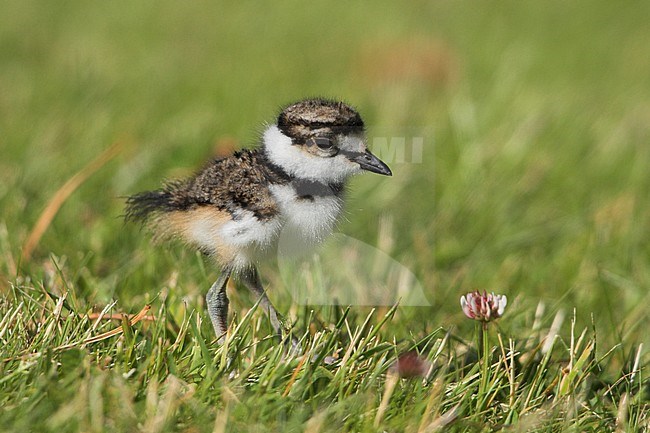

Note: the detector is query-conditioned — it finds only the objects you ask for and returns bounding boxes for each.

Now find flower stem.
[478,322,490,409]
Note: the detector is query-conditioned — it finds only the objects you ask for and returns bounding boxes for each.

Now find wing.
[125,149,284,225]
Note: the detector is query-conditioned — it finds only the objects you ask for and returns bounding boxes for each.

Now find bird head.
[263,98,392,183]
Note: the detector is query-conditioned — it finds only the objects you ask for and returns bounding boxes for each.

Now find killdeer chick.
[125,98,391,344]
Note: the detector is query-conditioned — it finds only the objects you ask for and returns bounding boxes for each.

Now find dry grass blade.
[21,141,123,263]
[374,372,399,427]
[87,312,156,321]
[282,351,309,397]
[422,404,460,432]
[54,304,151,351]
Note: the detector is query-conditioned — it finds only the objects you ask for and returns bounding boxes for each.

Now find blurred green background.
[2,0,650,346]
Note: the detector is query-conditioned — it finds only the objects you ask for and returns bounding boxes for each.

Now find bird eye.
[314,137,333,149]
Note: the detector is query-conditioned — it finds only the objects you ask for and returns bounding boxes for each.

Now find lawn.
[1,1,650,431]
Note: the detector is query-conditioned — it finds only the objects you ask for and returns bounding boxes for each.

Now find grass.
[2,0,650,431]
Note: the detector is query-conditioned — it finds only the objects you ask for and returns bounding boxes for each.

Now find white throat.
[263,125,361,183]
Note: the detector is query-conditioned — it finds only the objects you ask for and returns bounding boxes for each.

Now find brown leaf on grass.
[86,312,156,321]
[2,303,153,362]
[54,304,152,351]
[282,351,309,397]
[213,136,239,158]
[21,141,123,263]
[354,36,460,91]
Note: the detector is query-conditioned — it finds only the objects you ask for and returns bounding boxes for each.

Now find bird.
[125,98,392,345]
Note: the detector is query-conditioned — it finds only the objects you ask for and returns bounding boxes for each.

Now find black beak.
[352,150,392,176]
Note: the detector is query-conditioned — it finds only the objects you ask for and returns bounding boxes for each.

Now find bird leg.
[239,267,300,353]
[239,266,284,336]
[206,269,231,344]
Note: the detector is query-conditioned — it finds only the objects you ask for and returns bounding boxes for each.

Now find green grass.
[2,0,650,431]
